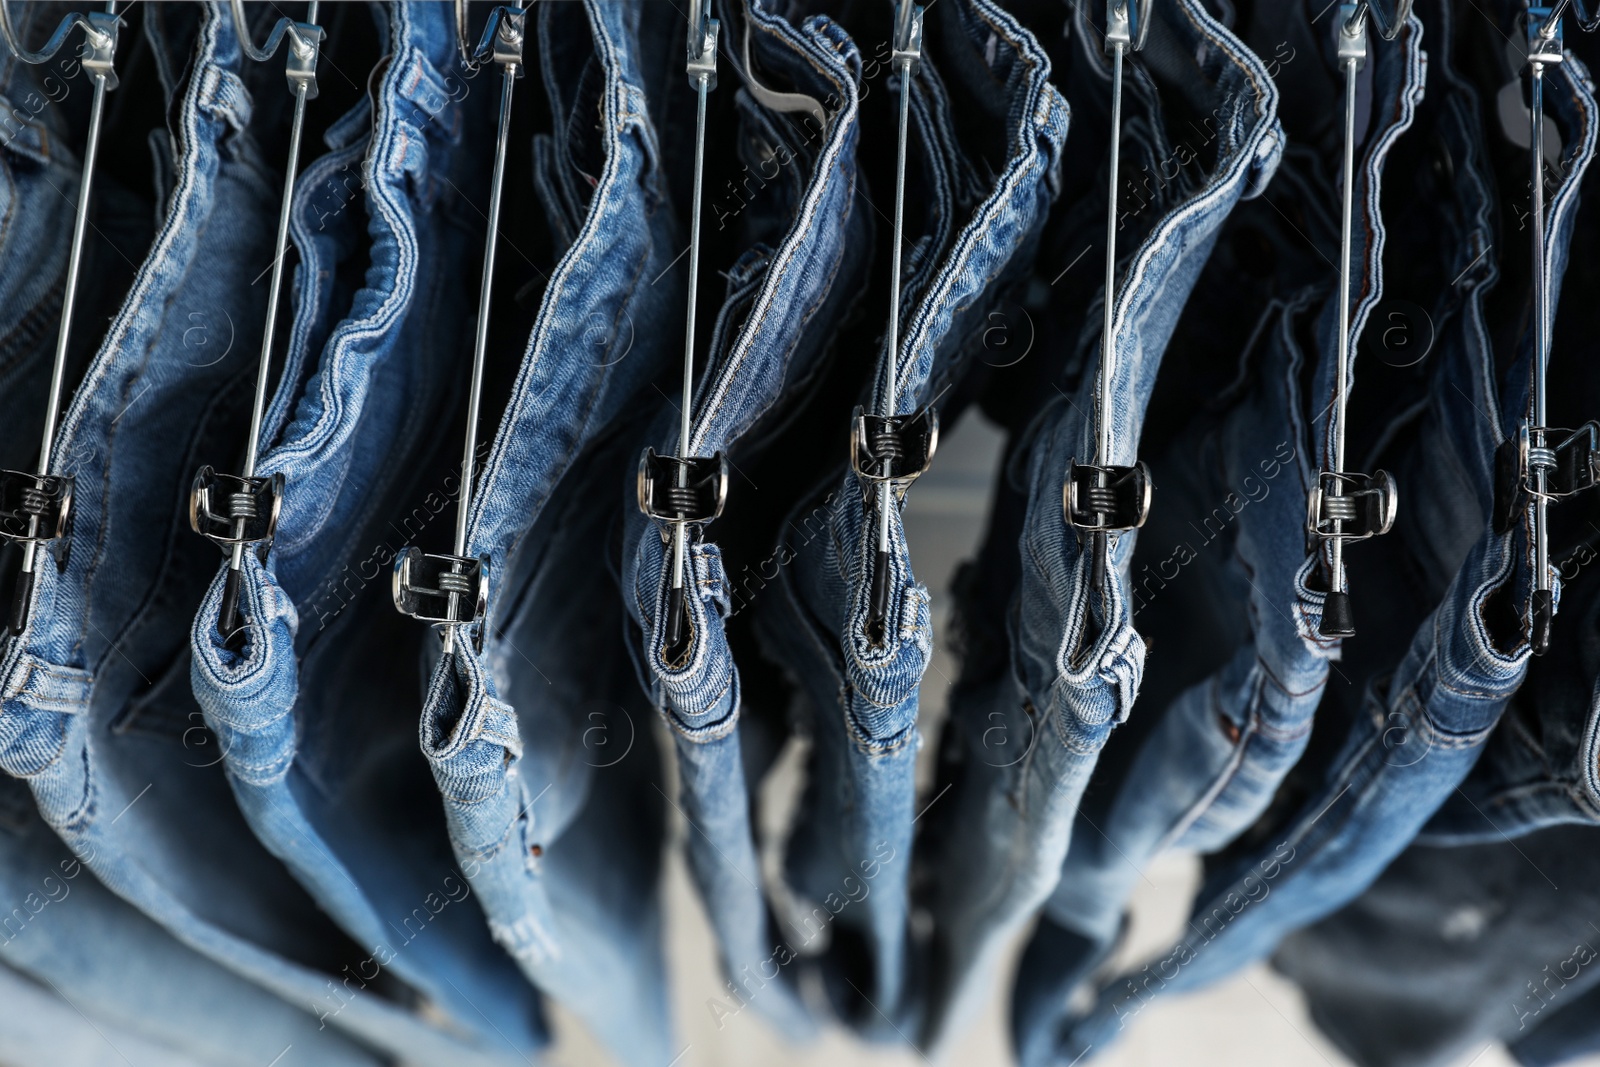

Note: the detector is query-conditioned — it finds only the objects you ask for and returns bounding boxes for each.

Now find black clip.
[1493,422,1600,534]
[189,466,285,563]
[1306,469,1398,543]
[850,406,938,490]
[0,470,74,553]
[1063,460,1152,533]
[392,548,489,654]
[0,470,75,635]
[637,448,729,527]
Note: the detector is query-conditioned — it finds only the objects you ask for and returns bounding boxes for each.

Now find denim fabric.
[742,0,1068,1040]
[186,4,549,1055]
[1511,980,1600,1067]
[912,0,1281,1054]
[0,775,379,1066]
[0,959,215,1067]
[1014,6,1453,1058]
[618,0,870,1040]
[0,8,518,1064]
[1272,826,1600,1067]
[1060,39,1599,1063]
[413,4,688,1065]
[1417,549,1600,843]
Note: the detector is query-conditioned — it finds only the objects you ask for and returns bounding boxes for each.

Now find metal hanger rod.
[878,44,914,558]
[1530,40,1551,600]
[1330,24,1361,593]
[20,1,115,585]
[232,58,312,579]
[1097,41,1123,477]
[445,59,518,654]
[671,71,710,605]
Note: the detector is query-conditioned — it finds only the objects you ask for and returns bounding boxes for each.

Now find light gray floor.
[544,413,1597,1067]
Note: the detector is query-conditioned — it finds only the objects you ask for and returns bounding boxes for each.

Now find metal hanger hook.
[1106,0,1152,53]
[688,0,715,70]
[0,0,117,68]
[455,1,527,74]
[455,0,473,69]
[1569,0,1600,33]
[1351,0,1414,41]
[228,0,321,65]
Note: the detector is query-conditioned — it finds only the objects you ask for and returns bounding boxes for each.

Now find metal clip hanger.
[637,0,727,667]
[1063,0,1154,601]
[392,2,526,659]
[1494,2,1600,654]
[0,1,120,637]
[189,1,322,648]
[849,0,935,646]
[1304,2,1403,639]
[1543,0,1600,34]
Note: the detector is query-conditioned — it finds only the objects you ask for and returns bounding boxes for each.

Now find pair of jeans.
[1013,3,1453,1059]
[619,0,873,1040]
[917,0,1284,1056]
[1416,70,1600,843]
[0,775,377,1066]
[0,8,515,1064]
[743,0,1068,1040]
[188,3,551,1057]
[416,3,691,1064]
[1061,29,1598,1061]
[1272,825,1600,1067]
